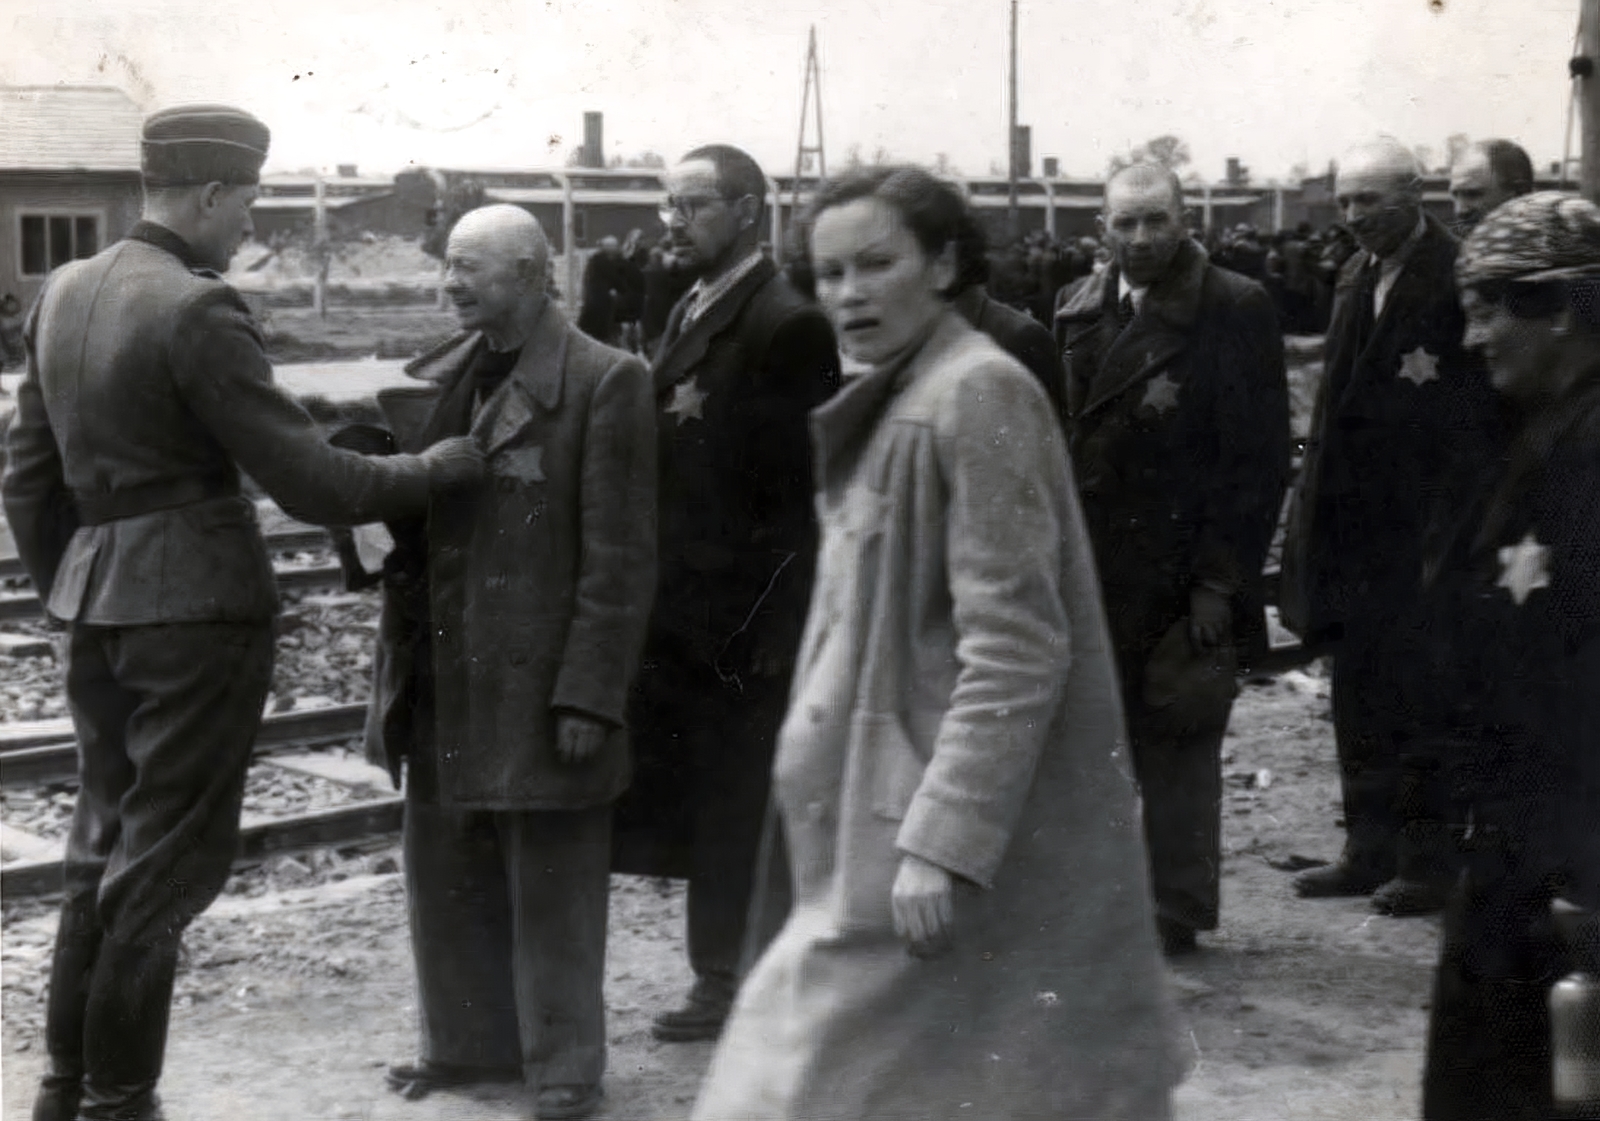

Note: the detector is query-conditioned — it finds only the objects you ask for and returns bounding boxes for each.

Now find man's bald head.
[448,204,550,274]
[443,205,552,346]
[1335,137,1424,258]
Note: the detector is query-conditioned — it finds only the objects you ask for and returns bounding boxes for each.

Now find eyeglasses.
[659,194,732,223]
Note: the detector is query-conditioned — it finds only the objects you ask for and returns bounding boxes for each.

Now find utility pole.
[1579,0,1600,202]
[1006,0,1020,239]
[312,173,329,319]
[791,25,827,247]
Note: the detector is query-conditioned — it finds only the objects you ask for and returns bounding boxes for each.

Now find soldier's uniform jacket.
[1410,383,1600,907]
[1053,239,1290,664]
[2,222,435,624]
[1281,213,1504,642]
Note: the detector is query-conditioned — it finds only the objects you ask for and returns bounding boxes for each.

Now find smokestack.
[583,112,604,168]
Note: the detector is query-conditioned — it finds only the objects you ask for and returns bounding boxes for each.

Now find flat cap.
[142,104,270,188]
[1457,190,1600,289]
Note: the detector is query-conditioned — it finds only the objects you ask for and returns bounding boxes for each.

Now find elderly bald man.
[369,204,657,1120]
[1449,139,1534,235]
[1282,139,1503,917]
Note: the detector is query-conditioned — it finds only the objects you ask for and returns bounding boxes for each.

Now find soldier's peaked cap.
[141,104,270,188]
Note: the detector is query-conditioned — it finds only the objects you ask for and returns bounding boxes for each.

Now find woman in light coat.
[693,167,1178,1121]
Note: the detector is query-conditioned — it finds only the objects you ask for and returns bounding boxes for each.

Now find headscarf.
[1456,190,1600,290]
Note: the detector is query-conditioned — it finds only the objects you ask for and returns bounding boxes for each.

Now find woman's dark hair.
[800,165,989,298]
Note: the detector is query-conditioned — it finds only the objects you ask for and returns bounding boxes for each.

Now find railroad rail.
[0,526,348,621]
[0,702,391,897]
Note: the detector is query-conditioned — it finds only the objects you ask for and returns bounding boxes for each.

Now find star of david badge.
[665,377,708,425]
[1142,372,1180,414]
[1398,346,1440,387]
[1496,532,1551,606]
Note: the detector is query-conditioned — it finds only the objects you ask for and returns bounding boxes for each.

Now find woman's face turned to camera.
[810,197,951,366]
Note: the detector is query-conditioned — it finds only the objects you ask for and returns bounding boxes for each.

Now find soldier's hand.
[555,713,608,766]
[892,853,956,959]
[1189,587,1233,650]
[419,436,485,488]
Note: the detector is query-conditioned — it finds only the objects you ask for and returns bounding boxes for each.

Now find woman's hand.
[892,852,956,958]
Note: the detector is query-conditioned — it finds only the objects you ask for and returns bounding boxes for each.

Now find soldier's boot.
[34,890,102,1121]
[76,936,179,1121]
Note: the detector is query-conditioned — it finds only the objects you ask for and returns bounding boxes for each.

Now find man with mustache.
[617,144,839,1042]
[1054,162,1290,956]
[1283,137,1503,917]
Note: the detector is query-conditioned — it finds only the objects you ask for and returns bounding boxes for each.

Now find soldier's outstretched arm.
[0,296,78,600]
[170,287,481,525]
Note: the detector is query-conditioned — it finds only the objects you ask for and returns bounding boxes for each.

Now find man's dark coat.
[1281,213,1503,642]
[1054,239,1290,665]
[1053,239,1290,932]
[616,257,839,879]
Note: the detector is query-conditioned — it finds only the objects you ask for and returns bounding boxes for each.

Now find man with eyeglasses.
[616,143,840,1043]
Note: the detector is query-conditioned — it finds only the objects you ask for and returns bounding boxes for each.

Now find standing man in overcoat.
[1053,163,1290,955]
[2,104,484,1121]
[369,205,656,1121]
[617,144,839,1042]
[1282,138,1504,915]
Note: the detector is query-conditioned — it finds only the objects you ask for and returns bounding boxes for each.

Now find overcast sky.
[0,0,1581,182]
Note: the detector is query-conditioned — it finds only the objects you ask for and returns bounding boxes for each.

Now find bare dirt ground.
[1,664,1443,1121]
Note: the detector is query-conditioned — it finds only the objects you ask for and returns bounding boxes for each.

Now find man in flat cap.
[3,103,483,1121]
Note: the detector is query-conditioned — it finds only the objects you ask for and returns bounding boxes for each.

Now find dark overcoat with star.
[1054,239,1290,672]
[1053,239,1289,933]
[1411,377,1600,1118]
[1281,213,1502,642]
[363,299,659,810]
[615,257,839,879]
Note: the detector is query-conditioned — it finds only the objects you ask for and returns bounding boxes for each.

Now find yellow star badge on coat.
[1142,372,1180,413]
[665,376,708,425]
[1398,346,1440,387]
[1497,532,1551,605]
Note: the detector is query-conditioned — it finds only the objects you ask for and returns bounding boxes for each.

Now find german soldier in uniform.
[1,105,483,1121]
[616,144,839,1041]
[1053,163,1290,954]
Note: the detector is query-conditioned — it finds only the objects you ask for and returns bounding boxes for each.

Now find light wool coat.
[694,311,1178,1121]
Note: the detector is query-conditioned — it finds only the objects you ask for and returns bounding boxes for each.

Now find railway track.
[0,526,348,621]
[0,701,393,897]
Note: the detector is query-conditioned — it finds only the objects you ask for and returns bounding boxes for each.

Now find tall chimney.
[583,112,604,168]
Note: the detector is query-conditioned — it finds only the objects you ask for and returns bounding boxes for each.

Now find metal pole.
[1006,0,1019,240]
[558,172,578,312]
[1581,0,1600,203]
[312,173,328,319]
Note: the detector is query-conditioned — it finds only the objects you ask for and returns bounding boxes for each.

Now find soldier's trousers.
[402,795,612,1090]
[39,622,274,1121]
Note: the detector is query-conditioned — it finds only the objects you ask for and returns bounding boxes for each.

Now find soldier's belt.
[73,475,238,526]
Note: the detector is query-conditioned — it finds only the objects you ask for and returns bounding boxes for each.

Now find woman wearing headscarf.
[690,166,1177,1121]
[1418,191,1600,1120]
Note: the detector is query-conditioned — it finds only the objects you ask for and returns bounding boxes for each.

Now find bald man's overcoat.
[364,300,658,809]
